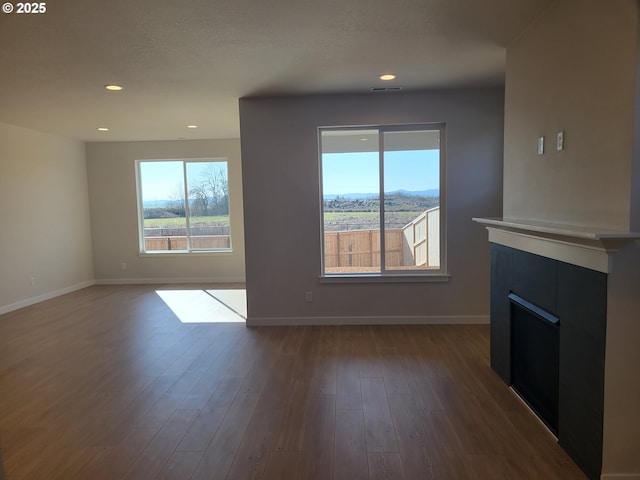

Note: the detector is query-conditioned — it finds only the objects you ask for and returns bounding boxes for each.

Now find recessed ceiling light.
[379,74,396,81]
[104,84,123,91]
[97,127,109,132]
[187,124,198,129]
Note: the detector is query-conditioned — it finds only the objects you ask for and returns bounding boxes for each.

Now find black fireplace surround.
[490,244,607,480]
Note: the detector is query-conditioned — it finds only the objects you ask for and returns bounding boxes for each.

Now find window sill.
[138,250,233,258]
[319,273,450,284]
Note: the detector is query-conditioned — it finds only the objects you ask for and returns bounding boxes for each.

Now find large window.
[319,124,445,276]
[136,159,231,253]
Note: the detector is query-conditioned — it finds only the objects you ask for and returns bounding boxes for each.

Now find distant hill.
[324,191,439,213]
[390,188,439,197]
[323,189,438,200]
[143,199,172,208]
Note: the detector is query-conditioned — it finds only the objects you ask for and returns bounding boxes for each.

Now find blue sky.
[139,161,225,201]
[139,161,184,202]
[139,150,438,202]
[321,149,440,196]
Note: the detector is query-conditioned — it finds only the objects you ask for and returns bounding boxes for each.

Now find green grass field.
[144,211,426,229]
[323,211,422,222]
[144,215,229,228]
[323,211,379,221]
[323,210,426,230]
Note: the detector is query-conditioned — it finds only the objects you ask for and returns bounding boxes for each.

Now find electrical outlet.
[121,262,127,270]
[556,131,564,151]
[305,291,313,303]
[30,276,36,287]
[538,136,545,155]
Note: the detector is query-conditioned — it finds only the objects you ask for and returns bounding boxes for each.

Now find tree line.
[144,164,229,219]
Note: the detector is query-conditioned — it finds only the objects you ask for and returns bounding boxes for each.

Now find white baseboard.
[601,475,640,480]
[0,280,95,315]
[94,276,246,285]
[246,315,489,327]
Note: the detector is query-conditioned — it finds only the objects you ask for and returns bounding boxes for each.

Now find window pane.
[383,130,440,271]
[186,161,231,250]
[139,161,187,252]
[321,130,380,274]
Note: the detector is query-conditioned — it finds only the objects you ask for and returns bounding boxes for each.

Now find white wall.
[0,123,94,314]
[86,139,245,283]
[504,0,637,230]
[604,241,640,479]
[239,88,504,324]
[503,0,640,476]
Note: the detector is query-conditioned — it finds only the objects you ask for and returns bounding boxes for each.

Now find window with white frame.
[319,124,445,276]
[136,159,232,253]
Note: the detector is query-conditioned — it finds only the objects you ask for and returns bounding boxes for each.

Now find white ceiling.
[0,0,554,142]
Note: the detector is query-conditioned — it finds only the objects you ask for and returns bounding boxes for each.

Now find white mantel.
[472,217,640,274]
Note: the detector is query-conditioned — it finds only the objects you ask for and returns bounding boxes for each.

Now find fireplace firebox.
[509,293,559,435]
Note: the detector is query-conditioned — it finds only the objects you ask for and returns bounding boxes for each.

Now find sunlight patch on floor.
[155,289,246,323]
[205,289,247,318]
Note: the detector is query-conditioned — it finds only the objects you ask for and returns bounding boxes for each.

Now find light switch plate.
[557,131,564,151]
[538,136,544,155]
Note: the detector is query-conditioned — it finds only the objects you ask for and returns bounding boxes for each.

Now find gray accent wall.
[239,89,504,324]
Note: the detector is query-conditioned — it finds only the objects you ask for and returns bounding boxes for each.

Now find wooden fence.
[401,206,440,268]
[324,229,403,269]
[324,207,440,271]
[145,235,230,251]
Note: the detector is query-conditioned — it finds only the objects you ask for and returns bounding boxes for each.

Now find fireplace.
[487,241,607,480]
[474,216,640,480]
[509,293,559,435]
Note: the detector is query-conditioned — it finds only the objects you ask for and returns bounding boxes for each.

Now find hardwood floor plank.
[334,409,368,480]
[259,451,300,480]
[367,452,405,480]
[297,394,335,480]
[421,409,474,479]
[272,378,310,452]
[177,375,246,452]
[225,408,284,480]
[53,446,110,480]
[361,377,398,453]
[201,375,247,412]
[157,450,202,480]
[406,375,445,412]
[123,408,198,480]
[175,406,228,453]
[190,392,260,480]
[255,373,296,412]
[465,454,506,480]
[0,444,5,480]
[379,350,411,396]
[336,356,362,410]
[83,425,159,480]
[387,394,435,479]
[357,327,383,379]
[427,375,503,456]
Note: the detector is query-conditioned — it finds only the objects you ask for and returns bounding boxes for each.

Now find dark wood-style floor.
[0,285,587,480]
